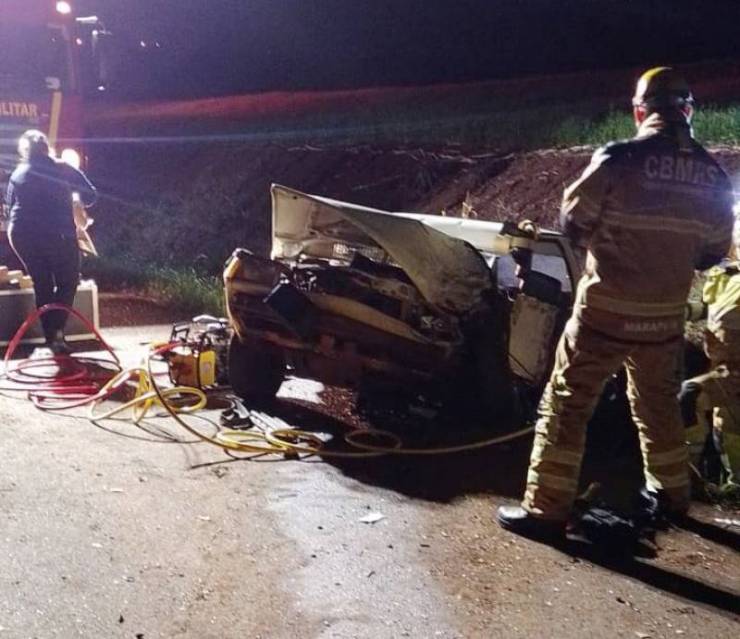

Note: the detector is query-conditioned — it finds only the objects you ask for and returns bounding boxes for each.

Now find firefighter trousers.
[522,319,689,520]
[681,363,740,488]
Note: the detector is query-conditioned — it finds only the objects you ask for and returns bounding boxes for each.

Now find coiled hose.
[2,304,535,457]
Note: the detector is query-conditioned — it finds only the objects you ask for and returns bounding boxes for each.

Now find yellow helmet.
[632,66,693,111]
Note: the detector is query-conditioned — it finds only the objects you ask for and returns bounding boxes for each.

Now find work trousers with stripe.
[522,318,689,520]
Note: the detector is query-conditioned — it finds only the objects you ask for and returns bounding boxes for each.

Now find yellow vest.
[704,261,740,332]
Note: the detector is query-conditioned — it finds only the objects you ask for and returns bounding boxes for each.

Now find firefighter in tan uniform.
[497,67,735,539]
[681,210,740,496]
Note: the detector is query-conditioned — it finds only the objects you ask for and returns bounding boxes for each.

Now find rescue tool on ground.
[161,315,232,389]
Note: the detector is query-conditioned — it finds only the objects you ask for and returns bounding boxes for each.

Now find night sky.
[77,0,740,99]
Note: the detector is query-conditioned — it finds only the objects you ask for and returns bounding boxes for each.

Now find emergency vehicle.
[0,1,107,343]
[1,1,108,196]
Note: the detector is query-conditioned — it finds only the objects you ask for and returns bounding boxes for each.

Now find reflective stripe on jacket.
[562,113,735,342]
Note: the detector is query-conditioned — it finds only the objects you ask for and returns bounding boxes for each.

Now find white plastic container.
[0,279,99,346]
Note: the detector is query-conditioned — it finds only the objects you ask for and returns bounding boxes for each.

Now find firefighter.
[4,130,97,354]
[681,207,740,497]
[497,67,735,539]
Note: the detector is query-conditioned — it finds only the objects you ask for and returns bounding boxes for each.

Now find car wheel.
[228,334,285,401]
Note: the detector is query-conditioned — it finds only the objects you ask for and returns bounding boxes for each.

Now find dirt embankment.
[87,142,740,269]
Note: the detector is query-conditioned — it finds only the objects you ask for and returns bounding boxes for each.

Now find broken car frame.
[223,184,581,422]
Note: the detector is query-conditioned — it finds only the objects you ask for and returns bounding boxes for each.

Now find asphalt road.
[1,325,739,639]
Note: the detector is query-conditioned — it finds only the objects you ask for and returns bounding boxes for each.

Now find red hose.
[3,303,119,367]
[0,303,121,406]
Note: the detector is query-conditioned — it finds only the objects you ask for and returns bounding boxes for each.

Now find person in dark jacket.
[4,129,97,353]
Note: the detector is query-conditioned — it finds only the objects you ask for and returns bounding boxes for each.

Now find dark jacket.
[5,155,97,236]
[561,113,735,342]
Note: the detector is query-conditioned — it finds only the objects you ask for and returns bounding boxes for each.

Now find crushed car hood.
[271,184,493,315]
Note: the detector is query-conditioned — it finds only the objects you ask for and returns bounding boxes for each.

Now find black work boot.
[48,330,72,356]
[496,505,566,541]
[50,340,72,356]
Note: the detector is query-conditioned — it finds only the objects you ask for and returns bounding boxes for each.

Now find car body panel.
[225,185,581,404]
[271,184,493,315]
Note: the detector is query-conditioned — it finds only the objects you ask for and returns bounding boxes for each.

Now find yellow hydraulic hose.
[2,305,536,457]
[12,337,535,459]
[144,348,291,455]
[344,425,536,455]
[88,367,207,423]
[143,344,535,458]
[262,427,400,459]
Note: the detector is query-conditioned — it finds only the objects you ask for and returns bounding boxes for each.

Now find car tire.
[228,334,285,401]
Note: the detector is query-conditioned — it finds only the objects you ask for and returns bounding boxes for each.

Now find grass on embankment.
[383,103,740,148]
[84,255,225,317]
[561,105,740,148]
[198,101,740,149]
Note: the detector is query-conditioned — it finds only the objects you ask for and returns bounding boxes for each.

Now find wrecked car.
[223,184,581,422]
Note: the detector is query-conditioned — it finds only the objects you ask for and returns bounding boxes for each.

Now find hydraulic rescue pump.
[165,316,232,389]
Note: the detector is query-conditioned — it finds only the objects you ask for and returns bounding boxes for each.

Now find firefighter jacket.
[703,260,740,364]
[704,261,740,333]
[561,113,735,342]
